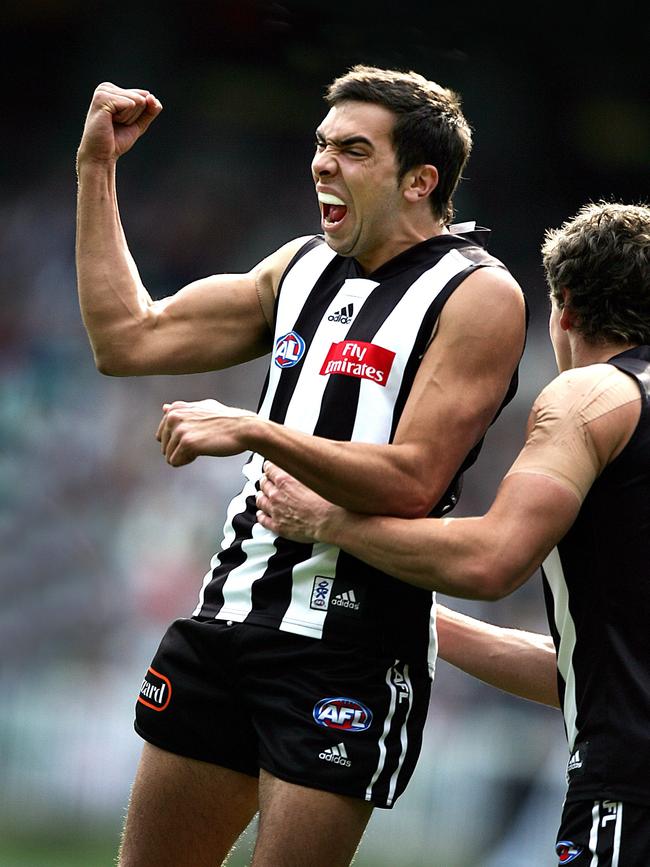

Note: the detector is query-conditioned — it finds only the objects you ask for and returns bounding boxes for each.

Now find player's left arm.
[157,266,526,517]
[435,604,560,707]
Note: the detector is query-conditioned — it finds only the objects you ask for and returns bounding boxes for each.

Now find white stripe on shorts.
[365,663,398,803]
[386,664,413,807]
[589,802,600,867]
[589,801,624,867]
[612,802,623,867]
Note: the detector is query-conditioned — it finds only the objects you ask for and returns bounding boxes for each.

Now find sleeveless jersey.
[542,346,650,805]
[195,226,522,668]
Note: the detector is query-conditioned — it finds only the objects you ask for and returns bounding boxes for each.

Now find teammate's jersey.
[542,345,650,806]
[195,226,522,668]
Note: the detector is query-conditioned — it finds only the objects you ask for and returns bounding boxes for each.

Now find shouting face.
[312,100,427,273]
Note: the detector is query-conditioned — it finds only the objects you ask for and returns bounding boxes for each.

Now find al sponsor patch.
[138,666,172,712]
[556,840,583,863]
[313,697,373,732]
[274,331,305,368]
[320,340,395,386]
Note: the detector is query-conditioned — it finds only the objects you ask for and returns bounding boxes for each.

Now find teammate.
[257,201,650,865]
[76,66,526,866]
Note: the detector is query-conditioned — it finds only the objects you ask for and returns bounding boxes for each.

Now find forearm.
[322,510,502,596]
[76,160,154,371]
[435,605,560,707]
[248,419,441,517]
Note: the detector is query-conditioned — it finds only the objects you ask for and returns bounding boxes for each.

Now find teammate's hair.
[543,201,650,345]
[325,65,472,224]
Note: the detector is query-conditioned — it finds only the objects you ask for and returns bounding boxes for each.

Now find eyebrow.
[315,130,374,149]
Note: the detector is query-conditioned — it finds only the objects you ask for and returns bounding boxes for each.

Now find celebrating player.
[76,67,527,866]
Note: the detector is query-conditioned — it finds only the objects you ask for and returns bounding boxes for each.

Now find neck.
[570,337,639,369]
[356,218,447,274]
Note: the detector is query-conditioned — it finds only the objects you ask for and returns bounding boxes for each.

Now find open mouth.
[318,192,348,229]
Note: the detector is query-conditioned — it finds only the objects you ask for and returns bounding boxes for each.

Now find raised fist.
[77,82,163,166]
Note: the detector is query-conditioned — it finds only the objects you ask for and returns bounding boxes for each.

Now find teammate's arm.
[258,464,580,598]
[158,266,527,516]
[256,366,641,596]
[435,605,560,707]
[76,82,305,375]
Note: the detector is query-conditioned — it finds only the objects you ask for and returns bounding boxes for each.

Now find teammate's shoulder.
[535,364,640,419]
[543,364,631,397]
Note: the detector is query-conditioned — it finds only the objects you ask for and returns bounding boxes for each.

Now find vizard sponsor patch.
[138,666,172,712]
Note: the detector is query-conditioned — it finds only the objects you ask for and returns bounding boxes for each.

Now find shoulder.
[434,265,526,361]
[251,235,319,327]
[443,265,525,322]
[254,235,320,291]
[531,363,641,466]
[535,364,640,416]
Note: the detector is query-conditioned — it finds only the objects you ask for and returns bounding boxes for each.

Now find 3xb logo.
[138,666,172,712]
[310,575,334,610]
[313,697,373,732]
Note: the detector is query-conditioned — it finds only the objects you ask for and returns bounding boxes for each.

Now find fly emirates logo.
[320,340,395,387]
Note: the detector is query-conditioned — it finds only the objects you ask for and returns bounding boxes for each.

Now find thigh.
[118,742,258,867]
[252,768,372,867]
[557,799,650,866]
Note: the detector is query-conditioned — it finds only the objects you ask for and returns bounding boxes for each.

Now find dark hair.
[542,201,650,344]
[325,65,472,224]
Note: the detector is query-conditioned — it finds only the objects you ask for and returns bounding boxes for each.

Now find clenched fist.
[156,398,257,466]
[77,82,163,168]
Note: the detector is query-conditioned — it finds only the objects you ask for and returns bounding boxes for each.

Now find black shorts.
[556,799,650,865]
[134,617,432,808]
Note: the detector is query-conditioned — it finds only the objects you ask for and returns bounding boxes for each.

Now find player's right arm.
[435,605,560,707]
[76,82,306,376]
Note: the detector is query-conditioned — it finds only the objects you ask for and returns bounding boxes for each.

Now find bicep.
[111,236,312,375]
[142,272,272,373]
[392,269,527,504]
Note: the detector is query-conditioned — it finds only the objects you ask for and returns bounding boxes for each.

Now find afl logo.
[274,331,305,368]
[556,841,583,863]
[313,697,373,732]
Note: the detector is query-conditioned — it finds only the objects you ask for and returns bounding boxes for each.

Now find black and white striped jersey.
[194,226,521,669]
[542,346,650,806]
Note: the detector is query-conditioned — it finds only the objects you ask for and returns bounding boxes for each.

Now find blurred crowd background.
[1,2,647,865]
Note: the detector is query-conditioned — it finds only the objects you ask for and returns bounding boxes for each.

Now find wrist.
[76,149,117,177]
[317,504,353,546]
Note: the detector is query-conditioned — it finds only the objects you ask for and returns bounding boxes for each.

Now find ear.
[402,164,439,203]
[559,288,575,331]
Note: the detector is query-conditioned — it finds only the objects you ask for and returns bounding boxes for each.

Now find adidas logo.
[318,742,351,767]
[567,749,583,772]
[328,303,354,325]
[331,589,360,610]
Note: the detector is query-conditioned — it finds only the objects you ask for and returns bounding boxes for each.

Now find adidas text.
[319,743,351,767]
[328,304,354,325]
[332,590,360,610]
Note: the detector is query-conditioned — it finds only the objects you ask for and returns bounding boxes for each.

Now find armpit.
[505,365,641,503]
